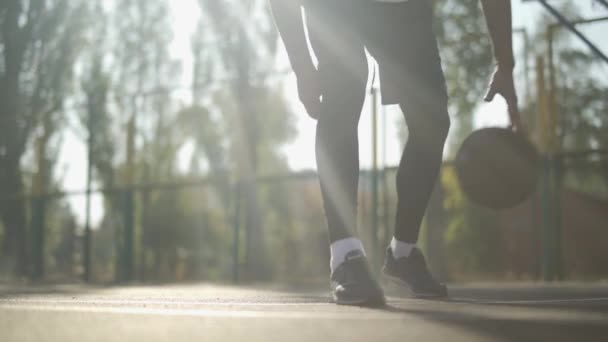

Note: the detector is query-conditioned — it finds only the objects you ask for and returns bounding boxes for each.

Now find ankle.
[390,237,416,259]
[330,237,365,273]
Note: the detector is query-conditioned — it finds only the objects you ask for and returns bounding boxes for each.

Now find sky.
[57,0,608,225]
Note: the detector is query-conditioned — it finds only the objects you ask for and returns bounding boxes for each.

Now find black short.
[304,0,447,106]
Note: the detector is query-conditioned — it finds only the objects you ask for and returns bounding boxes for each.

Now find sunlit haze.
[56,0,607,225]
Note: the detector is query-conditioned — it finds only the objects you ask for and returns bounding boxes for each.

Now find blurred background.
[0,0,606,285]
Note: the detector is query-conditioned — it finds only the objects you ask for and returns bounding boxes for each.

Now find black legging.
[307,0,450,244]
[316,90,449,244]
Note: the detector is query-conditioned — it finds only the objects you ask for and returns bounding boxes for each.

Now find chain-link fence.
[3,150,608,284]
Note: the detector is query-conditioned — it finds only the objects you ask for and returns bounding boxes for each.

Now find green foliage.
[433,0,493,153]
[557,46,608,198]
[140,186,231,281]
[177,105,227,174]
[186,0,296,280]
[557,49,608,152]
[536,5,608,198]
[193,0,295,176]
[441,167,501,279]
[435,2,608,280]
[82,55,114,187]
[45,199,78,278]
[0,0,89,276]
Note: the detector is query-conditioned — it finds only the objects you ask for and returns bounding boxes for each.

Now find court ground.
[1,283,608,341]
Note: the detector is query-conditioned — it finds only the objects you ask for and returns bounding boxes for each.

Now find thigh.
[305,0,368,120]
[363,0,447,108]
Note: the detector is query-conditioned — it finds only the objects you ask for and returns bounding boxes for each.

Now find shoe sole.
[383,272,447,299]
[332,293,386,307]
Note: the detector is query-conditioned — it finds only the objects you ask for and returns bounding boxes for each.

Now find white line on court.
[3,297,608,311]
[0,298,328,307]
[451,297,608,305]
[0,303,401,320]
[0,297,608,307]
[3,297,608,309]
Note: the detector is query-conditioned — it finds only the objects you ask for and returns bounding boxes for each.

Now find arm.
[268,0,314,75]
[480,0,522,131]
[480,0,515,68]
[268,0,321,117]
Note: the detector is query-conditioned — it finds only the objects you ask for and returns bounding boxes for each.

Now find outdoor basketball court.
[1,283,608,341]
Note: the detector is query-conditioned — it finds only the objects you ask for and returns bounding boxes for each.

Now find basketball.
[454,127,540,209]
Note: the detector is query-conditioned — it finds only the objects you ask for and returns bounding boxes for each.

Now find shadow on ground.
[0,284,100,299]
[379,303,608,342]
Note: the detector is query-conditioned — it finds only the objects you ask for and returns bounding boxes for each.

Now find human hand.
[484,65,524,134]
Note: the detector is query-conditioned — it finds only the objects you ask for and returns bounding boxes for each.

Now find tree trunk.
[0,74,29,278]
[235,26,267,281]
[0,165,29,278]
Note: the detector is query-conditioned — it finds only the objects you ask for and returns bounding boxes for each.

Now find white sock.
[390,237,416,259]
[330,237,365,273]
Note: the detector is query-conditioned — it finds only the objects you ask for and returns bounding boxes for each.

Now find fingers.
[507,100,525,134]
[484,86,497,102]
[484,70,524,134]
[503,90,526,134]
[507,102,520,129]
[503,87,520,128]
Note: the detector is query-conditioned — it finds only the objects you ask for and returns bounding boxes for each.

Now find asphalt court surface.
[1,283,608,341]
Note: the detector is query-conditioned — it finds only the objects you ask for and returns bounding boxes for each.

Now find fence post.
[232,183,241,284]
[554,156,564,280]
[122,189,135,282]
[371,86,379,267]
[541,155,551,280]
[541,154,562,281]
[30,196,45,281]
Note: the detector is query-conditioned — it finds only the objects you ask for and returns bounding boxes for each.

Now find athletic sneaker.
[330,250,385,306]
[382,247,448,298]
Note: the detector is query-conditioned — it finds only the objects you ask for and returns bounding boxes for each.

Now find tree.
[0,0,87,277]
[437,2,608,279]
[433,0,494,153]
[190,0,296,279]
[552,28,608,197]
[108,0,180,281]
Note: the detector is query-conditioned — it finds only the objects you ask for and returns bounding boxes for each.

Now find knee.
[403,82,450,144]
[409,109,450,150]
[429,88,451,142]
[316,104,361,135]
[434,111,450,143]
[316,114,359,149]
[316,88,366,135]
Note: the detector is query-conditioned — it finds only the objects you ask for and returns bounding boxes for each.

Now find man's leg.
[364,0,449,297]
[363,0,449,249]
[394,100,450,244]
[383,72,449,298]
[305,2,368,247]
[305,2,384,306]
[315,63,368,245]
